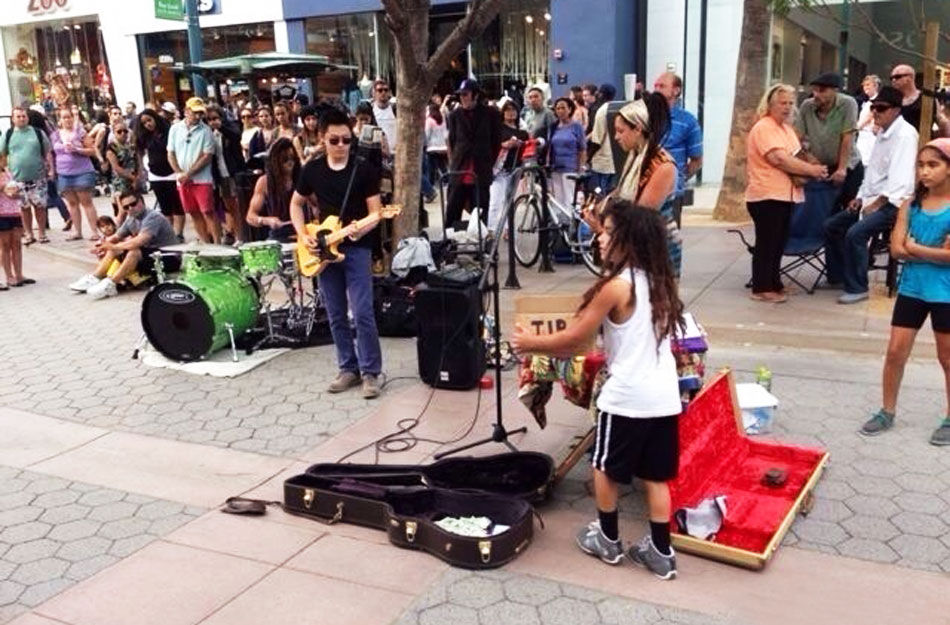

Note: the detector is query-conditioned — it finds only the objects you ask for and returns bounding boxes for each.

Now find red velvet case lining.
[670,374,825,554]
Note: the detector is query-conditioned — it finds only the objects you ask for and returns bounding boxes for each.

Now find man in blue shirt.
[654,73,703,227]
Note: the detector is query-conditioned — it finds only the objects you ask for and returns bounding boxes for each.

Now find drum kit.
[137,240,326,362]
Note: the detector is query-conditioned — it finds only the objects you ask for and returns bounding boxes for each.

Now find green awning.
[179,52,356,77]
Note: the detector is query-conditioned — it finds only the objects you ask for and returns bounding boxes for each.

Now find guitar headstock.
[380,204,402,219]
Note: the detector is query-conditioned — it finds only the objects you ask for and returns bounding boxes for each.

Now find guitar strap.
[336,153,362,225]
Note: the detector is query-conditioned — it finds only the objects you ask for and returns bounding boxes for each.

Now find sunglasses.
[375,87,389,93]
[326,136,352,146]
[870,104,894,112]
[115,129,128,135]
[241,113,252,118]
[890,73,912,80]
[120,201,140,210]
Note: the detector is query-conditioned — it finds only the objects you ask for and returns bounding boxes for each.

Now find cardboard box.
[514,294,595,354]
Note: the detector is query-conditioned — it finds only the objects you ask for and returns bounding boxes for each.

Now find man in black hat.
[444,78,502,228]
[823,86,918,305]
[795,72,863,213]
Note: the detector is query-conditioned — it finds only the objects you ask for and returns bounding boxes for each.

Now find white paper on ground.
[140,344,289,378]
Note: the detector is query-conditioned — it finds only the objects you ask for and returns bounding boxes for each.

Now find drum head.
[141,282,214,361]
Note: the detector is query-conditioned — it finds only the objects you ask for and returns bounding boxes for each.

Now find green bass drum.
[141,269,259,361]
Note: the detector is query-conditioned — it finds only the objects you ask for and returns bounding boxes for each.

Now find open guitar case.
[282,452,554,569]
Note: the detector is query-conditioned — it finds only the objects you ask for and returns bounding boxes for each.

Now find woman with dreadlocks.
[513,200,685,580]
[246,137,299,242]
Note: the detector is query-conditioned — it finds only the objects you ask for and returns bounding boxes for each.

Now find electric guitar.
[295,205,401,278]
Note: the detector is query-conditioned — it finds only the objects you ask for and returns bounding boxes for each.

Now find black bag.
[373,277,417,337]
[283,473,535,569]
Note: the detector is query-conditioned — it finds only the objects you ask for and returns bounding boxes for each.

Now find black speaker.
[415,284,485,390]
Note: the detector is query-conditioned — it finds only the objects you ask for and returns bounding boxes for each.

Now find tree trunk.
[390,1,430,241]
[714,0,770,222]
[383,0,505,241]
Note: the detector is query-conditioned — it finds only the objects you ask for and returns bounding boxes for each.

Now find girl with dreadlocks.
[513,200,685,580]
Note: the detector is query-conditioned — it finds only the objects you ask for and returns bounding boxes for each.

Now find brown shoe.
[361,374,381,399]
[328,371,360,393]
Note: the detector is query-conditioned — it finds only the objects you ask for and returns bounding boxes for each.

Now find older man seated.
[69,191,180,299]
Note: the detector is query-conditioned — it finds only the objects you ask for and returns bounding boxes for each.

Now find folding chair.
[729,180,837,294]
[779,180,837,294]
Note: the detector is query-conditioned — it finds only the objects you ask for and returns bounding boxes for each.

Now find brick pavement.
[1,212,948,624]
[0,467,202,623]
[393,569,738,625]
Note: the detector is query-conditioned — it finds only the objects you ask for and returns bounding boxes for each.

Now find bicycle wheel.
[574,218,603,275]
[512,194,541,267]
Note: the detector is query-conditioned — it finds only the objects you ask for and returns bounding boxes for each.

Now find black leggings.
[747,200,792,293]
[151,180,184,217]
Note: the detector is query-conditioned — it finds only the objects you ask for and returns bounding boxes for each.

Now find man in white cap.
[167,97,219,243]
[159,101,179,124]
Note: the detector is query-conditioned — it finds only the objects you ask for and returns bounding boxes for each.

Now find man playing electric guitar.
[290,108,384,399]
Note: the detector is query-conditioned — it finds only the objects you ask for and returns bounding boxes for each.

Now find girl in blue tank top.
[862,139,950,445]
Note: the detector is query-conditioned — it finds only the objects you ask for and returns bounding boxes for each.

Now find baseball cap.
[161,101,178,114]
[184,97,206,113]
[457,78,480,94]
[873,86,903,109]
[809,72,843,89]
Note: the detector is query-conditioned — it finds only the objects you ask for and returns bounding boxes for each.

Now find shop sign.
[154,0,184,21]
[27,0,70,15]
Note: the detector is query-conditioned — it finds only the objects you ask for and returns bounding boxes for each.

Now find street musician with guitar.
[290,108,384,399]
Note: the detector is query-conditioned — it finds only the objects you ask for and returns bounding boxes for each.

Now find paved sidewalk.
[1,200,947,625]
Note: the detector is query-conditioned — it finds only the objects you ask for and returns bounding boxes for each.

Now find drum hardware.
[224,322,239,363]
[151,251,166,283]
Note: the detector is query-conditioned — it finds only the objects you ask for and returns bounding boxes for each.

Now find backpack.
[2,126,48,158]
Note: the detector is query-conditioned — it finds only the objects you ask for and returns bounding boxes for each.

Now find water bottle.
[756,366,772,392]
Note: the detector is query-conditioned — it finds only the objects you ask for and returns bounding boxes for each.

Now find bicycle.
[510,165,602,275]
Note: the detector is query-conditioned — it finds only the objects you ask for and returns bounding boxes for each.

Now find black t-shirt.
[145,132,173,177]
[296,155,381,249]
[901,93,937,133]
[500,125,528,171]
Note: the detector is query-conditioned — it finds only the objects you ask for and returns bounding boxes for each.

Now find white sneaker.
[87,278,118,300]
[69,274,101,293]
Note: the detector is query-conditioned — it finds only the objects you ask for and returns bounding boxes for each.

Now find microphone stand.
[434,189,527,459]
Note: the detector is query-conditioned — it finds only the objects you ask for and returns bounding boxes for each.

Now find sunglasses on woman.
[326,136,352,146]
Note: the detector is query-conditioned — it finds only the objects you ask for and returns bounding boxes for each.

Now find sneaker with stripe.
[575,520,624,565]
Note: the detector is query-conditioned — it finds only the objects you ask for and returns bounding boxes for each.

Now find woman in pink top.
[0,155,27,288]
[745,84,827,303]
[52,108,101,241]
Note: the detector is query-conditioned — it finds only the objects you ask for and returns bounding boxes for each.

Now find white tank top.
[595,268,682,418]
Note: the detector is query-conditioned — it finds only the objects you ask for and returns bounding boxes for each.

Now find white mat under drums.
[140,344,289,378]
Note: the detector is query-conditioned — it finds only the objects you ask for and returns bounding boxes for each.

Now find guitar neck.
[323,213,378,245]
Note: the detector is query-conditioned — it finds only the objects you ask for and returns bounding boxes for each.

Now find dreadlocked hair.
[578,199,684,346]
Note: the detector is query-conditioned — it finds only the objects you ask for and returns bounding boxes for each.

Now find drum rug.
[140,344,290,378]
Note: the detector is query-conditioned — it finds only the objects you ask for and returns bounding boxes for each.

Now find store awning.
[178,52,356,78]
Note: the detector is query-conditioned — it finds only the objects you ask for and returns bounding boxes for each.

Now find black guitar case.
[283,473,534,569]
[305,452,555,503]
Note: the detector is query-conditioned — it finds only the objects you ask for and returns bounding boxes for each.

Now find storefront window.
[3,17,113,115]
[138,22,274,107]
[472,0,550,99]
[304,13,377,103]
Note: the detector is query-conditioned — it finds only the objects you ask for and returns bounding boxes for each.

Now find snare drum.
[239,241,282,276]
[182,247,243,276]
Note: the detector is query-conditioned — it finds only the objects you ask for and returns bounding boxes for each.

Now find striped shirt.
[661,103,703,196]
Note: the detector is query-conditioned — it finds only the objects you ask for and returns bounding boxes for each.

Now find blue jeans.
[317,245,382,376]
[587,171,615,195]
[824,202,897,294]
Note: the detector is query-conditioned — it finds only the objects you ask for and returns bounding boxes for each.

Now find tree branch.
[424,0,505,79]
[794,0,947,70]
[382,0,427,84]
